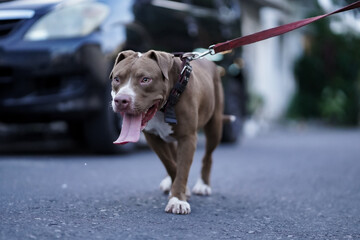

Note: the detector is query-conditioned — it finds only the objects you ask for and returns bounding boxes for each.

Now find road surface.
[1,126,360,239]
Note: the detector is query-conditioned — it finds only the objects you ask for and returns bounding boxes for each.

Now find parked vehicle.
[0,0,246,153]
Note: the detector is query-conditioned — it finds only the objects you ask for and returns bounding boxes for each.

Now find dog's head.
[109,50,174,144]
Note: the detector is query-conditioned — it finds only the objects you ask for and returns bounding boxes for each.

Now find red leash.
[172,1,360,124]
[190,1,360,58]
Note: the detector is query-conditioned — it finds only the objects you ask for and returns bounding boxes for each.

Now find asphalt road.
[0,126,360,240]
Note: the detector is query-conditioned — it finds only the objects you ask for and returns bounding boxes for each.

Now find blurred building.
[240,0,307,122]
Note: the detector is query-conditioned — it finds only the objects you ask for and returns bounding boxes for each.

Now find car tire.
[221,77,244,143]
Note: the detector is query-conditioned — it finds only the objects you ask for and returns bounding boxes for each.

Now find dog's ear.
[147,50,174,81]
[109,50,136,79]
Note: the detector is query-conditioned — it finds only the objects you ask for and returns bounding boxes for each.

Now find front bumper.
[0,41,109,123]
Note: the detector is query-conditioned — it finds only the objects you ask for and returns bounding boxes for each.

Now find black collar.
[160,53,192,124]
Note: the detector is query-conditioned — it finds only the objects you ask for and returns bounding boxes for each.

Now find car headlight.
[24,2,109,41]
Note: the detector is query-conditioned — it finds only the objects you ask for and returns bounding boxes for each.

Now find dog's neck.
[161,56,192,124]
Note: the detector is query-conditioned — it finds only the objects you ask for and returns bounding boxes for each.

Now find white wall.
[241,4,303,121]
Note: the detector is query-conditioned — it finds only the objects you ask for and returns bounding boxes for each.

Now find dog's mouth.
[113,101,160,145]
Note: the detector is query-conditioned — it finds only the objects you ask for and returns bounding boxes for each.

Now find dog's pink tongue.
[113,113,142,145]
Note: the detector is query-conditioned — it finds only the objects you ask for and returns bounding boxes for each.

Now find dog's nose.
[114,94,131,110]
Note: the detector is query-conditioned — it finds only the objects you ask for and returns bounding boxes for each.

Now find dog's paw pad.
[159,176,172,193]
[192,179,212,196]
[165,197,191,214]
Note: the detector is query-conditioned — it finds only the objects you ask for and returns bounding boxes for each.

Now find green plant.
[288,7,360,125]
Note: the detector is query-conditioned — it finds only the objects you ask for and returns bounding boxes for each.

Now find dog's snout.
[114,94,131,110]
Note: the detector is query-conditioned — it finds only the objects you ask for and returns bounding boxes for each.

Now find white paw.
[159,176,172,193]
[165,197,191,214]
[192,178,212,195]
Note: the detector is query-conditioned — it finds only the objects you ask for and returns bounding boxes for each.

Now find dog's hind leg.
[192,113,223,196]
[193,73,224,196]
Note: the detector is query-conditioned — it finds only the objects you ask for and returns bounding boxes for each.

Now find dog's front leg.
[165,134,197,214]
[144,133,177,182]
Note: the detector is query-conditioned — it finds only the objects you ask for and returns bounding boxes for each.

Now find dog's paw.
[159,176,172,193]
[165,197,191,214]
[192,178,212,196]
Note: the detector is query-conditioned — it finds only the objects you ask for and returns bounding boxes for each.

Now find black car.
[0,0,246,153]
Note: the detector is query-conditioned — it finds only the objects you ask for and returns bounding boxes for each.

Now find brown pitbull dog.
[110,50,230,214]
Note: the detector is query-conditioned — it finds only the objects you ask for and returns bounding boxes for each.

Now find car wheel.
[221,77,245,143]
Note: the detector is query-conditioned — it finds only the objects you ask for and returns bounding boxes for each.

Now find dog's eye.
[141,77,152,85]
[113,77,120,83]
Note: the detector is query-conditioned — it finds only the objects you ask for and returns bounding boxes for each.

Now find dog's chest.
[144,111,175,142]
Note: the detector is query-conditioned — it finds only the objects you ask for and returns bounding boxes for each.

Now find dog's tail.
[222,115,236,123]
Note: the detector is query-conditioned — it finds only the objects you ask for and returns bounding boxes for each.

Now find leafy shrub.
[288,11,360,125]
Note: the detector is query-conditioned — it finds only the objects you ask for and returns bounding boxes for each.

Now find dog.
[110,50,231,214]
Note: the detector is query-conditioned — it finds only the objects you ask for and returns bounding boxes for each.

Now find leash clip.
[184,45,216,61]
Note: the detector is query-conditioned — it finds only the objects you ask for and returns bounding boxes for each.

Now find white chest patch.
[144,111,175,142]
